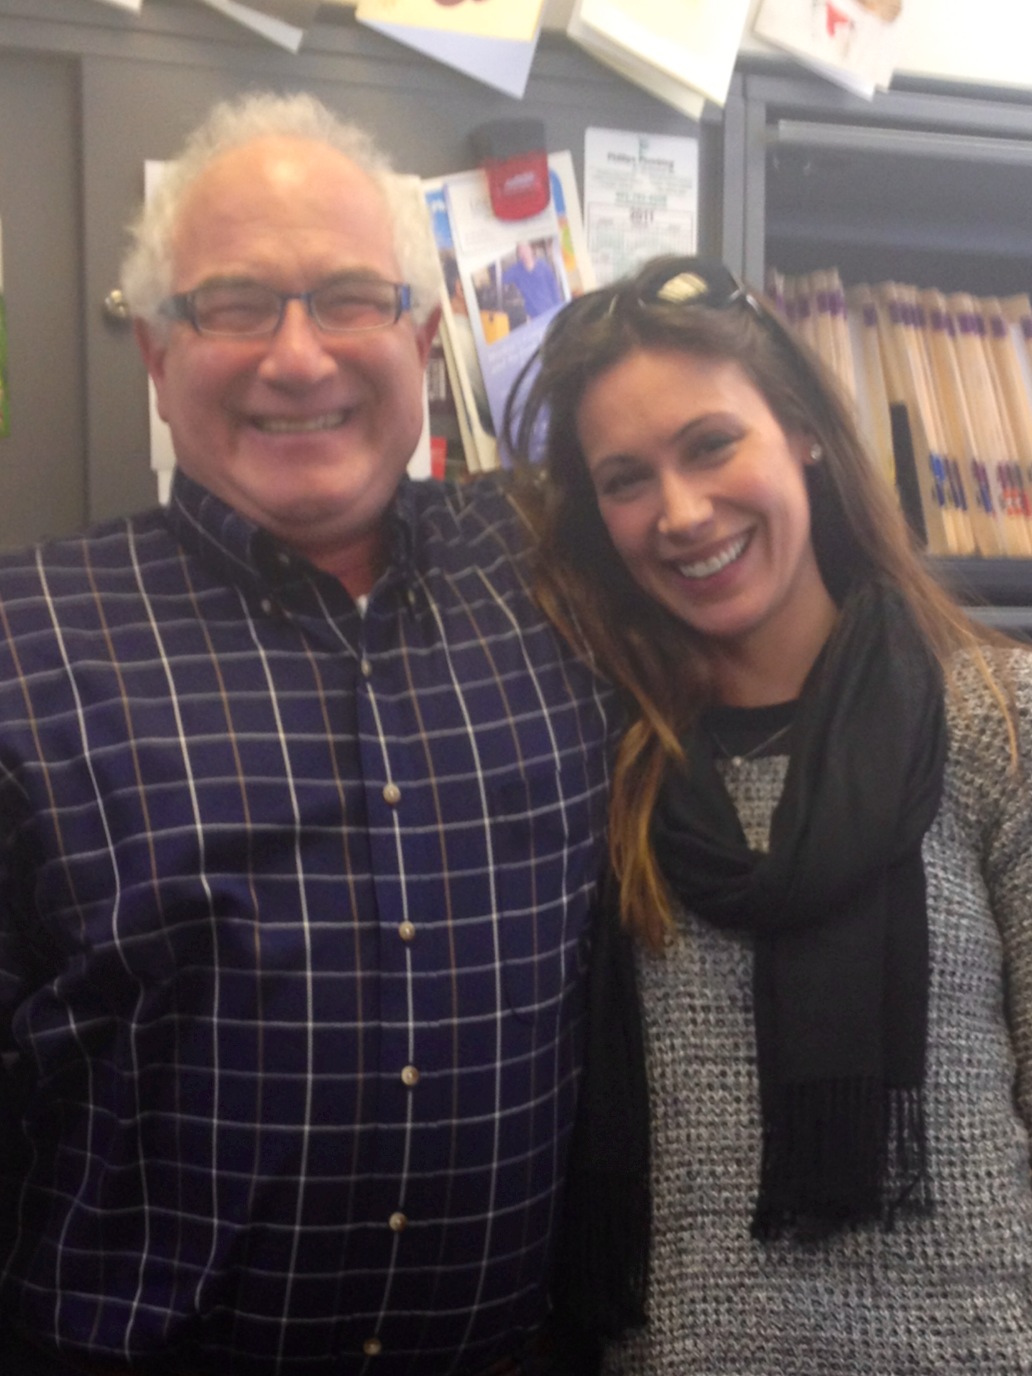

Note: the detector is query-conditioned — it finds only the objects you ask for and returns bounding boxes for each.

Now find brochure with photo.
[424,152,594,467]
[424,178,498,473]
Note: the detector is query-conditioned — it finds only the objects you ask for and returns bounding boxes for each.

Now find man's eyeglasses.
[159,275,413,338]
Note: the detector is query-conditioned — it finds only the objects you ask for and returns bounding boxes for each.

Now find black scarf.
[551,581,947,1351]
[551,880,650,1362]
[654,579,947,1239]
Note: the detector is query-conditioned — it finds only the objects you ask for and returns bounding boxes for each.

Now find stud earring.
[809,442,823,462]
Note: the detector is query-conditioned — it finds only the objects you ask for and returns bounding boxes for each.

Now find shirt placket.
[349,583,454,1363]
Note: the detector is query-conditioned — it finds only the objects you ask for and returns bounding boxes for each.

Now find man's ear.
[134,319,171,423]
[414,305,442,368]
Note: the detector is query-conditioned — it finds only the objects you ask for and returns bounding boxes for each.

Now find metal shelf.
[929,558,1032,608]
[769,120,1032,166]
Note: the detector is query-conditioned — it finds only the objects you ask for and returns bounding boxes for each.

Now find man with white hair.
[0,92,615,1376]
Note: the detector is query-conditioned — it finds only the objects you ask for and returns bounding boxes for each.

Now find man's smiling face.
[136,134,436,586]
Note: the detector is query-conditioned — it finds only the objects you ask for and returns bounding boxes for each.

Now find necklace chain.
[706,720,792,767]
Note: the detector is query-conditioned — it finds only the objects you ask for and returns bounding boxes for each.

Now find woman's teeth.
[677,532,749,580]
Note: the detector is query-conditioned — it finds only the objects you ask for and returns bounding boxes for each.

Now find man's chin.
[255,488,387,554]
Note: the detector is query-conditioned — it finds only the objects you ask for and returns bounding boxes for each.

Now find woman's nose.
[656,474,714,537]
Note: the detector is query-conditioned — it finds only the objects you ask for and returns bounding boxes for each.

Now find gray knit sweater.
[603,650,1032,1376]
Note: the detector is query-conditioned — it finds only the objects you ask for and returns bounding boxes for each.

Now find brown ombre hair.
[508,256,1015,949]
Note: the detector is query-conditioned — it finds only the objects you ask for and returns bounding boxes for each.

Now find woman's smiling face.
[577,346,837,688]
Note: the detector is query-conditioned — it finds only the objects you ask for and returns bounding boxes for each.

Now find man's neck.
[306,528,386,600]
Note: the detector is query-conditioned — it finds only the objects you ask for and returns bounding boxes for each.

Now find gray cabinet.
[739,66,1032,296]
[735,65,1032,623]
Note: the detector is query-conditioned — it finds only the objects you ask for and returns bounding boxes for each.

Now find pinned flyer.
[355,0,547,99]
[752,0,908,99]
[568,0,752,110]
[193,0,310,52]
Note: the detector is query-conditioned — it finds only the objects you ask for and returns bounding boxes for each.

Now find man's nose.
[257,299,339,383]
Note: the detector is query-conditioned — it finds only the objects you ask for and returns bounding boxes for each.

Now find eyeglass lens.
[189,278,404,336]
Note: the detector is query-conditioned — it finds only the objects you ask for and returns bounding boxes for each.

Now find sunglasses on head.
[540,256,765,357]
[632,256,762,313]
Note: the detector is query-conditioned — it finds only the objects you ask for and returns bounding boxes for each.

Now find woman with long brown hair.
[510,256,1032,1375]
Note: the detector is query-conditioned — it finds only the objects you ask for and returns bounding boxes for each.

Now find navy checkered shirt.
[0,469,617,1375]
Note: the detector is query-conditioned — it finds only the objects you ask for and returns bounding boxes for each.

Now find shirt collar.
[163,468,419,603]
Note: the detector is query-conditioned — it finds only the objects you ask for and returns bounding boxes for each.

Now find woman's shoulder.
[945,642,1032,793]
[948,642,1032,711]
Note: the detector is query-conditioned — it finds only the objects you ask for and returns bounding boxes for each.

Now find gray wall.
[0,47,84,544]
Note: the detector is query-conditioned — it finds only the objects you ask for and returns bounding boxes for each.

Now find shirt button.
[400,1065,420,1087]
[259,597,289,622]
[362,1337,383,1356]
[382,783,401,805]
[360,657,373,678]
[388,1211,408,1232]
[398,921,416,943]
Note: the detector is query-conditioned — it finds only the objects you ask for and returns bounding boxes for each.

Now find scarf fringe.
[553,1166,650,1337]
[751,1079,931,1242]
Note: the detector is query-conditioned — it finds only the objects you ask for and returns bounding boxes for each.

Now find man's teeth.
[256,411,348,434]
[677,533,749,580]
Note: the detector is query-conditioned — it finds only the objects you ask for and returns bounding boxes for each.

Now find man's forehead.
[168,135,397,283]
[189,135,380,206]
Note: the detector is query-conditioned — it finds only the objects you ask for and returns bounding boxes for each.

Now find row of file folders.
[769,269,1032,559]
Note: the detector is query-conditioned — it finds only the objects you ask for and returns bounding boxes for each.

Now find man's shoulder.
[0,507,174,594]
[405,473,531,559]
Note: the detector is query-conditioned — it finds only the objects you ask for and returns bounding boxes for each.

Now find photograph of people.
[502,239,565,320]
[510,254,1032,1374]
[443,252,494,433]
[470,238,568,344]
